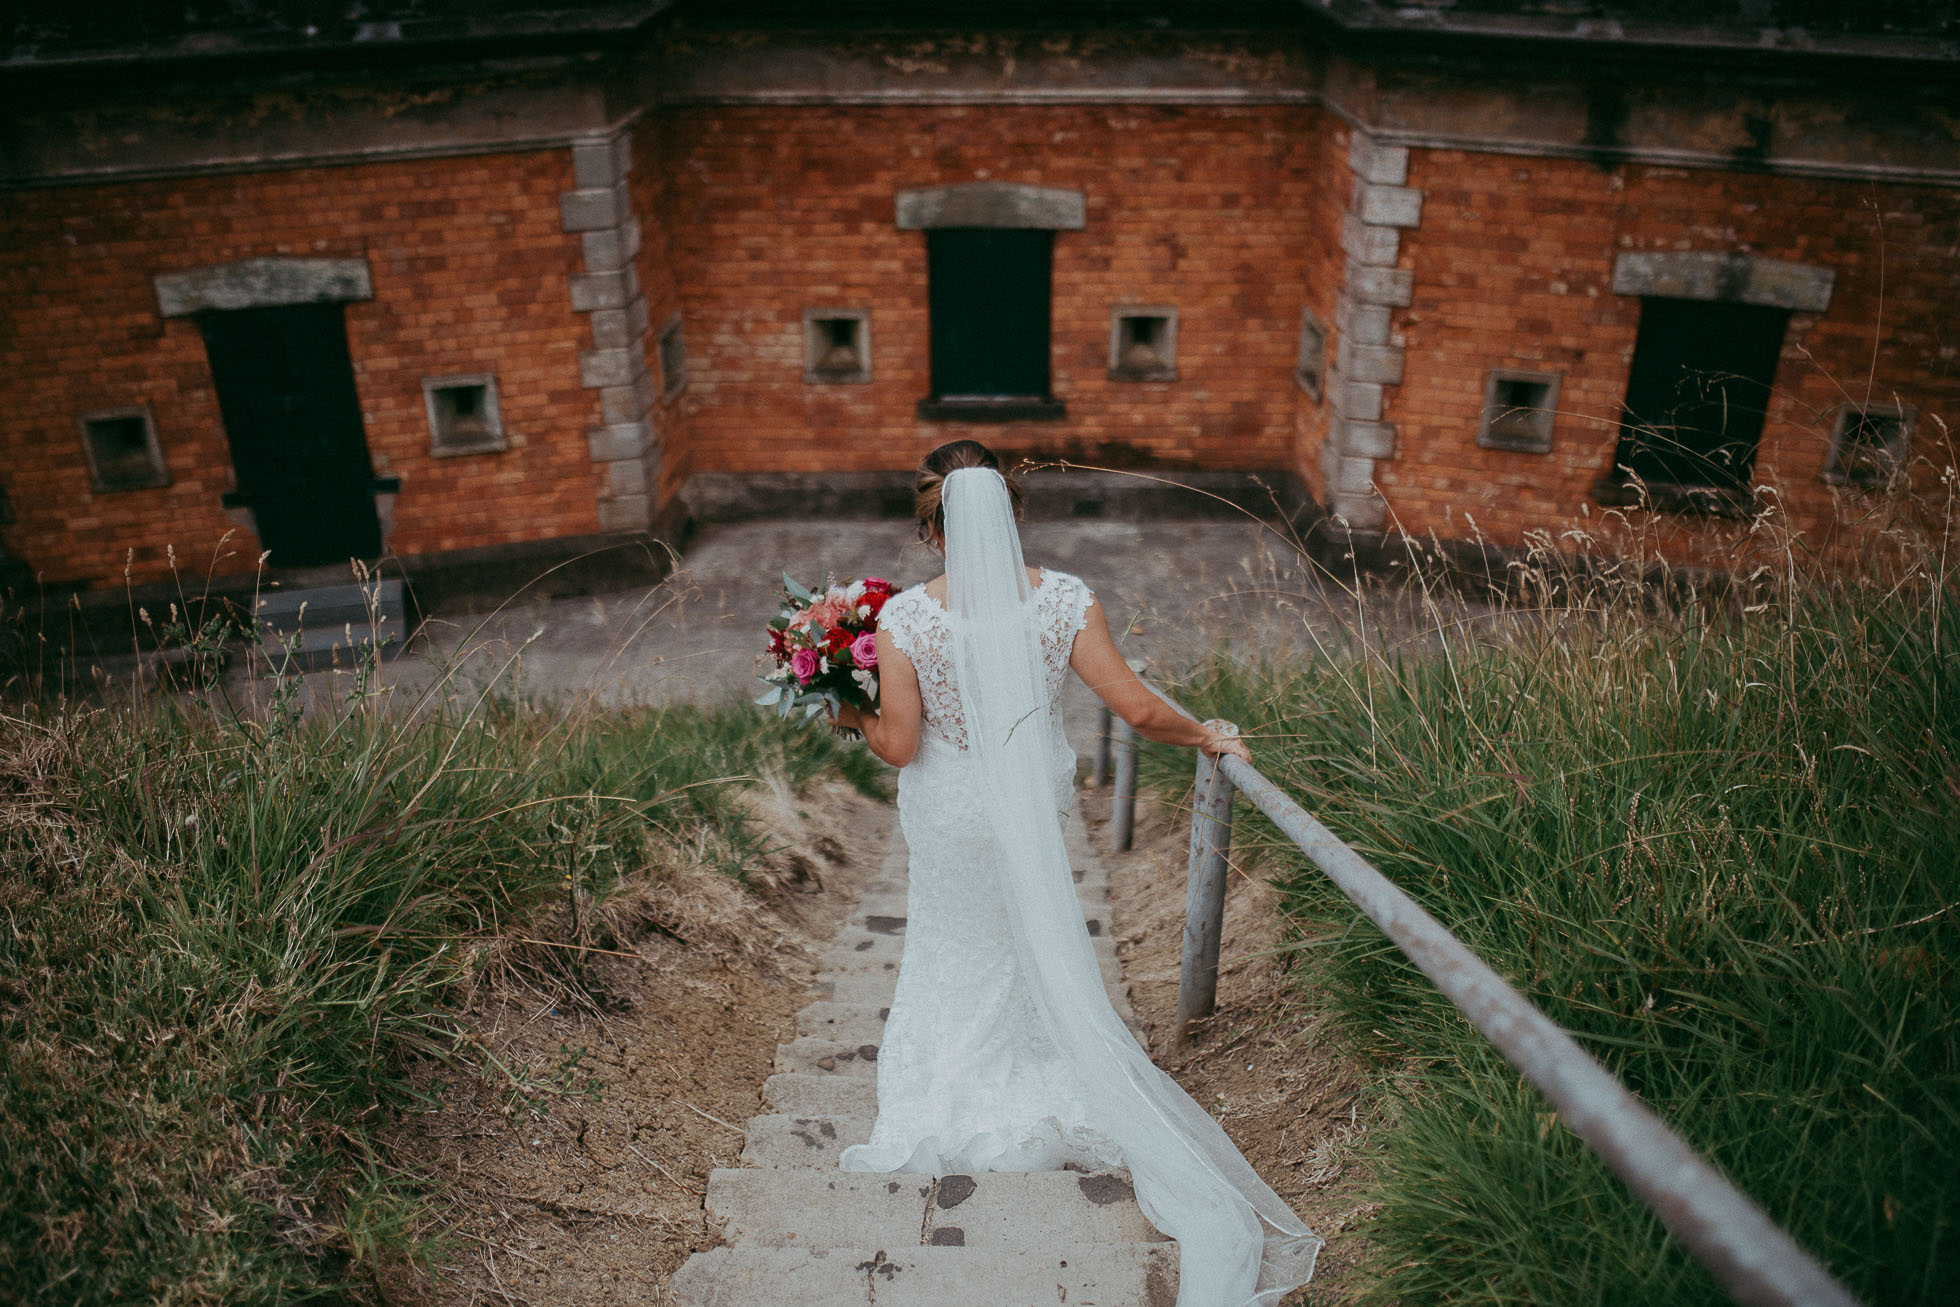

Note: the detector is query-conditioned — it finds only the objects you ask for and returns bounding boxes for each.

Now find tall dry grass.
[1147,460,1958,1303]
[0,597,885,1302]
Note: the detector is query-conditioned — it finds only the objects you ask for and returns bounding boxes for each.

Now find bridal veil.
[939,466,1321,1305]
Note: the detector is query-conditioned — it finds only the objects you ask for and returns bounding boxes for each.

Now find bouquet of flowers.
[755,572,892,724]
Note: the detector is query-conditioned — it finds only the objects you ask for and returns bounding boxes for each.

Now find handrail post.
[1110,718,1138,851]
[1177,749,1236,1044]
[1089,704,1112,788]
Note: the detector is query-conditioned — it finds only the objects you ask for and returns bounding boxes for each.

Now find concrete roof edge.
[0,2,679,77]
[1298,0,1960,66]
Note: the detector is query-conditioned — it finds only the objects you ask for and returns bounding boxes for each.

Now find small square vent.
[1108,308,1177,382]
[422,373,507,456]
[78,407,169,492]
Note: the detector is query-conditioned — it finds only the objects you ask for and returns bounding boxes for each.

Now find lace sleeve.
[879,588,923,663]
[1064,574,1095,640]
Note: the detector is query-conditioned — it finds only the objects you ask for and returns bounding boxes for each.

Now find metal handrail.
[1087,701,1860,1307]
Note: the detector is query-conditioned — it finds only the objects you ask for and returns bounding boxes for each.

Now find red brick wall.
[0,150,603,587]
[654,103,1333,485]
[631,114,693,508]
[1382,152,1960,562]
[1292,114,1352,506]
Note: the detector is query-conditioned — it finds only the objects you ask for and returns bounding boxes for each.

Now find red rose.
[860,589,890,620]
[823,626,852,654]
[863,577,892,593]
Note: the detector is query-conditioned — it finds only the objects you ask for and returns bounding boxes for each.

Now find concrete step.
[705,1168,1168,1250]
[852,911,909,937]
[796,1001,888,1044]
[827,906,1109,959]
[816,951,904,983]
[774,1036,881,1077]
[738,1113,873,1168]
[813,970,901,1003]
[668,1242,1178,1306]
[819,936,901,968]
[814,953,1126,1005]
[762,1071,878,1115]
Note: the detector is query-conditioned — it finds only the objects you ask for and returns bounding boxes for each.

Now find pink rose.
[850,631,878,669]
[790,648,819,683]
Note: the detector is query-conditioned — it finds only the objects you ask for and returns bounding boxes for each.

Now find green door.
[197,303,382,567]
[1613,297,1788,493]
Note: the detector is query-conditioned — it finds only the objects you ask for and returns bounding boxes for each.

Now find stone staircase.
[669,813,1180,1306]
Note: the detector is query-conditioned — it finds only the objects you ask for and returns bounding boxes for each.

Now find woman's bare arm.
[833,628,923,768]
[1068,596,1251,762]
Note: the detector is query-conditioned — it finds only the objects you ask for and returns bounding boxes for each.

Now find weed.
[0,583,882,1301]
[1143,488,1959,1304]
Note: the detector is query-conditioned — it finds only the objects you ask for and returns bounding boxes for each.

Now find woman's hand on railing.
[1199,717,1251,766]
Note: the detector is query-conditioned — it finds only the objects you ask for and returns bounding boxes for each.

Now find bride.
[829,440,1320,1305]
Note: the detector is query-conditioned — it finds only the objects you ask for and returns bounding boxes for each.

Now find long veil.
[940,467,1321,1305]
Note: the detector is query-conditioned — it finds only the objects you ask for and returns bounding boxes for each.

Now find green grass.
[0,669,884,1305]
[1148,568,1958,1304]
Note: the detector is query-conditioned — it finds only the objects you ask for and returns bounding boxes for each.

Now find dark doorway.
[920,228,1062,420]
[1609,297,1788,501]
[197,303,382,567]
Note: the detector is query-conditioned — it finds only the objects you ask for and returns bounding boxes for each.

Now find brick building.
[2,1,1955,599]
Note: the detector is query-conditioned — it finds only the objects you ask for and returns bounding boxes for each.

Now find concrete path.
[213,515,1346,716]
[668,807,1181,1307]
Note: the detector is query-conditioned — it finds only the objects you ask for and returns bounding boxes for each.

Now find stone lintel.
[155,256,372,317]
[895,182,1086,230]
[1611,251,1834,312]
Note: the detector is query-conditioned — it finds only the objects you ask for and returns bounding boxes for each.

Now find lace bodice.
[877,568,1094,752]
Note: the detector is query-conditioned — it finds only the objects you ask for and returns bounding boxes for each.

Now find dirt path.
[377,780,889,1305]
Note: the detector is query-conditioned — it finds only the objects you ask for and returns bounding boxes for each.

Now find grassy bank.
[0,677,882,1304]
[1150,568,1958,1303]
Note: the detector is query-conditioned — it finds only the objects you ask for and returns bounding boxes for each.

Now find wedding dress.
[837,468,1320,1305]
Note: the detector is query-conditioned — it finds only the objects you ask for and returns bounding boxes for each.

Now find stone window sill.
[1591,476,1757,519]
[916,396,1066,422]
